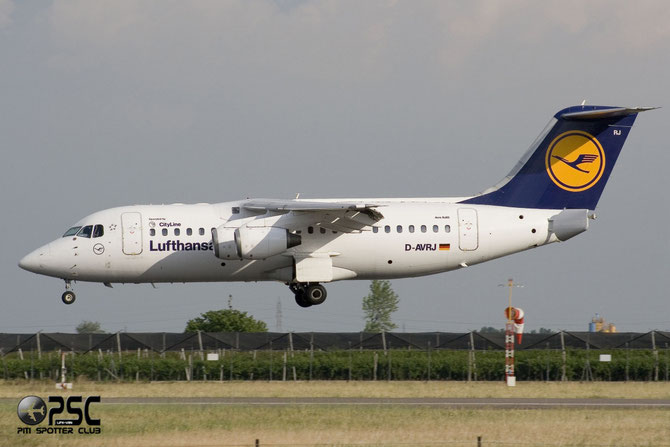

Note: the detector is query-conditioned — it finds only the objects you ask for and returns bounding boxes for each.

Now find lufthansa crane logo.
[545,131,605,192]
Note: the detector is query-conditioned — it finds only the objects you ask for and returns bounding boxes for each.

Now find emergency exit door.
[458,208,479,251]
[121,212,143,255]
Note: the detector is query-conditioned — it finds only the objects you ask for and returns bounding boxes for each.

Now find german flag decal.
[439,244,450,251]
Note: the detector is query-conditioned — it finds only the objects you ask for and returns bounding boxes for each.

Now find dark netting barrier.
[1,333,111,353]
[1,331,669,382]
[1,331,669,354]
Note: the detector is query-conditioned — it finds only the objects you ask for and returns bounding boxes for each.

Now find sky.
[1,0,669,334]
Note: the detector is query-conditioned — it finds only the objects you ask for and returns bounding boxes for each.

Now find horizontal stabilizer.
[561,107,658,120]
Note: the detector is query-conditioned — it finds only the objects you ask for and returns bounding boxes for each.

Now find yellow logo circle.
[545,131,605,192]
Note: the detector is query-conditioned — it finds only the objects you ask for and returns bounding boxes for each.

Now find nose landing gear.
[61,280,76,305]
[289,282,327,307]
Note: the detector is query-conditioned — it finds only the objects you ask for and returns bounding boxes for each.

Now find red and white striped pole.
[502,278,524,386]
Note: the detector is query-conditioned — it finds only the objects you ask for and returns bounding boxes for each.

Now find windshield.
[77,225,93,238]
[63,226,81,237]
[93,224,104,238]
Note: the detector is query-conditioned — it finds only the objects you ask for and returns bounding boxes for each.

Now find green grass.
[2,381,670,446]
[2,404,669,447]
[3,379,670,399]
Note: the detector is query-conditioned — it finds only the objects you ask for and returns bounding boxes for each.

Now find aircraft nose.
[19,245,51,273]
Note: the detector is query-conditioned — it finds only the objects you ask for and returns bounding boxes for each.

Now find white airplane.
[19,105,653,307]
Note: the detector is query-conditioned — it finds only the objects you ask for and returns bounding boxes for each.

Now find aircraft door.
[121,212,143,255]
[458,208,479,251]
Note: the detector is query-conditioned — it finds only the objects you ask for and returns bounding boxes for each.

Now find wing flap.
[243,199,384,220]
[241,199,384,233]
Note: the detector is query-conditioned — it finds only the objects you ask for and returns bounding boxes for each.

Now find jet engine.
[212,227,239,259]
[212,225,301,260]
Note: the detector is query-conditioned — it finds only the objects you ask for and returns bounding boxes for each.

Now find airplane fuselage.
[25,199,560,285]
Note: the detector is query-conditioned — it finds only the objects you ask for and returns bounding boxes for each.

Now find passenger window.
[433,225,438,233]
[174,228,180,236]
[409,225,415,233]
[384,225,391,233]
[320,227,326,234]
[187,228,192,236]
[150,229,156,236]
[63,226,81,237]
[445,225,451,233]
[93,225,104,238]
[396,225,403,233]
[373,227,378,234]
[421,225,427,233]
[77,225,93,238]
[162,228,168,236]
[308,227,314,234]
[199,228,205,236]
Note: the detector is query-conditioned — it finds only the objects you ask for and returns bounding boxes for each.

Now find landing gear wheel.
[304,284,327,306]
[289,282,327,307]
[61,291,76,305]
[294,291,312,308]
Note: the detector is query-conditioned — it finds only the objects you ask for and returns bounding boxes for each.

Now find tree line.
[76,280,553,335]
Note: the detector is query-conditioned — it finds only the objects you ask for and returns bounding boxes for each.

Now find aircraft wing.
[242,199,384,233]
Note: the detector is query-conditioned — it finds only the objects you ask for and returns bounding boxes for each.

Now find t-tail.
[460,105,656,210]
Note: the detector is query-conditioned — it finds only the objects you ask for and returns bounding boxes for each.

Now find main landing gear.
[289,282,327,308]
[61,280,76,305]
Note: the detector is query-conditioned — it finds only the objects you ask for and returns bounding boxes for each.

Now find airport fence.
[1,331,669,382]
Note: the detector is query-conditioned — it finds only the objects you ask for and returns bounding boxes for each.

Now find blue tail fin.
[460,105,654,210]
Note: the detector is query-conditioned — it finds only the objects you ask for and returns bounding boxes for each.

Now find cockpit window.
[93,224,104,238]
[77,225,93,238]
[63,226,81,237]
